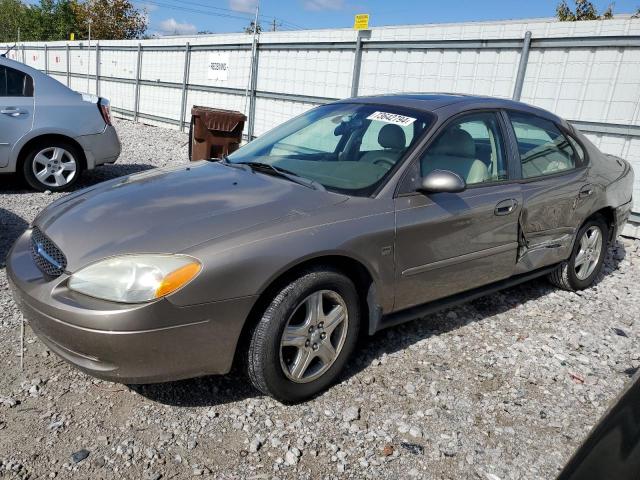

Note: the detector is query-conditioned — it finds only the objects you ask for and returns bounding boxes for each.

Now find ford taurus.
[7,94,634,402]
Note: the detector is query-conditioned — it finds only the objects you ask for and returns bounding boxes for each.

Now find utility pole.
[272,18,276,31]
[244,0,260,138]
[87,19,92,93]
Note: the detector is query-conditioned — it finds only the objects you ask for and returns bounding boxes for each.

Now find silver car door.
[0,65,35,168]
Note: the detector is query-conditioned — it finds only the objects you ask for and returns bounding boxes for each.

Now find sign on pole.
[353,14,370,30]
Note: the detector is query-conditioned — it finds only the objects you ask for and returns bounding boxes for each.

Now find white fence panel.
[3,17,640,216]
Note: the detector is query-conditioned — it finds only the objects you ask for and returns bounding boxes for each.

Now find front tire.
[22,142,83,192]
[548,216,609,291]
[247,268,360,403]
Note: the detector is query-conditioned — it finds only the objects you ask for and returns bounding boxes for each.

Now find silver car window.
[0,66,34,97]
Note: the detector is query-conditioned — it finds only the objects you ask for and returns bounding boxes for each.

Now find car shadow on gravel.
[129,372,259,407]
[0,208,29,268]
[129,242,628,407]
[0,164,156,194]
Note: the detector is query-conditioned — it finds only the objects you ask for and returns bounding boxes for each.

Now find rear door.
[505,111,592,270]
[0,64,35,168]
[393,111,522,311]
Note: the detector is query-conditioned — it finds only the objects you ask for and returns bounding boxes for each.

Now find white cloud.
[304,0,344,11]
[229,0,258,13]
[157,18,198,36]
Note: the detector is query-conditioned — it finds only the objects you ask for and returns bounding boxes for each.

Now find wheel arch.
[590,206,615,241]
[232,254,377,370]
[578,206,615,244]
[17,134,87,173]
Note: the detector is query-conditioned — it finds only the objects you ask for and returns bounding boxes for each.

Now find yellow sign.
[353,13,369,30]
[70,33,75,41]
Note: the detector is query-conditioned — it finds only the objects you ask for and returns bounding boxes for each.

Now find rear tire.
[548,216,608,291]
[22,141,83,192]
[247,268,360,403]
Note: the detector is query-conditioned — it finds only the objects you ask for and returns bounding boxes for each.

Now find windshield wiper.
[237,161,325,191]
[218,154,249,171]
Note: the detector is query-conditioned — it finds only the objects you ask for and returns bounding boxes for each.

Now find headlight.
[68,255,201,303]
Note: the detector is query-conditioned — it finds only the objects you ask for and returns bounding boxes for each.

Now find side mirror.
[418,170,466,194]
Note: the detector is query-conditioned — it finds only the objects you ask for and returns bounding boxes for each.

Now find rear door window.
[0,66,34,97]
[508,113,579,179]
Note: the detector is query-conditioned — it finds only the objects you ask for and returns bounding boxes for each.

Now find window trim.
[504,109,585,181]
[561,127,590,168]
[394,108,514,197]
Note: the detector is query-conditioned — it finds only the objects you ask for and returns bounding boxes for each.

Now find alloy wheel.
[279,290,349,384]
[32,147,77,188]
[574,225,603,280]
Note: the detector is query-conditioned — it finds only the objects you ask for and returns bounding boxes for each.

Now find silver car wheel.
[32,147,77,188]
[279,290,349,384]
[574,225,603,280]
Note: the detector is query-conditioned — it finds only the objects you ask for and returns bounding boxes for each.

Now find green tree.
[0,0,146,42]
[73,0,147,39]
[243,21,262,34]
[0,0,29,42]
[556,0,614,21]
[557,0,577,20]
[29,0,81,41]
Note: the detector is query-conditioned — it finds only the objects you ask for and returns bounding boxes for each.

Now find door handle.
[0,108,26,117]
[579,186,594,198]
[495,199,518,216]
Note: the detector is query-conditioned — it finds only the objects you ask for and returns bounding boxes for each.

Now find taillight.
[98,98,112,126]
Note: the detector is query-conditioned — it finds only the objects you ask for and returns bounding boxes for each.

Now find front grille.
[30,227,67,277]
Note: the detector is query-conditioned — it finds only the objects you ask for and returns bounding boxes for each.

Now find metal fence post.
[95,43,100,96]
[179,42,191,132]
[247,39,260,141]
[134,43,142,122]
[44,44,48,74]
[66,43,70,86]
[513,31,532,102]
[21,43,25,63]
[350,29,370,98]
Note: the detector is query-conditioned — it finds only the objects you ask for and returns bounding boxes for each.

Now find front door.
[393,111,521,311]
[0,65,35,168]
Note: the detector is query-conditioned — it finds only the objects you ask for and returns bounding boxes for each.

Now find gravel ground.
[1,119,639,480]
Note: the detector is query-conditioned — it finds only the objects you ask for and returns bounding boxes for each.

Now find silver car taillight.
[98,98,112,126]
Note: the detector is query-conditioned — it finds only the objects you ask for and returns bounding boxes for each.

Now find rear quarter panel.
[576,130,634,211]
[7,70,106,169]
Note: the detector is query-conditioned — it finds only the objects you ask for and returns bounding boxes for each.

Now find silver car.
[0,55,121,191]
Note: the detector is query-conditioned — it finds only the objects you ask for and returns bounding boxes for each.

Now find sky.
[138,0,640,36]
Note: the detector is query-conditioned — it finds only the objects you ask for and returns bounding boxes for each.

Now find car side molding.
[378,264,558,332]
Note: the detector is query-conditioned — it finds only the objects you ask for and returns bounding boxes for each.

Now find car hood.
[34,161,347,271]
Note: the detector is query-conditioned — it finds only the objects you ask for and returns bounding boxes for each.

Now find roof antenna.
[1,43,16,58]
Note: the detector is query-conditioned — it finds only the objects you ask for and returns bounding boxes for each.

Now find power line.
[139,0,305,31]
[170,0,305,29]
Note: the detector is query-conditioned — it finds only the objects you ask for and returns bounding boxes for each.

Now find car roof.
[339,93,565,125]
[0,55,77,98]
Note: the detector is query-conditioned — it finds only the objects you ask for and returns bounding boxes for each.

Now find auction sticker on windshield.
[367,111,416,126]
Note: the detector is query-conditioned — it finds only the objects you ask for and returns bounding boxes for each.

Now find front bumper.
[76,125,121,169]
[7,230,257,384]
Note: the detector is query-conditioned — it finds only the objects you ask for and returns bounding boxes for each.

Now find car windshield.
[228,103,433,196]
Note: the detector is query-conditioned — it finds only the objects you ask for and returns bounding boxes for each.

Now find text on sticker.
[367,111,416,127]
